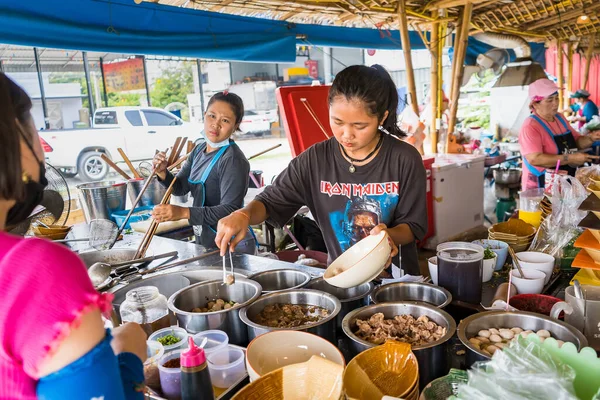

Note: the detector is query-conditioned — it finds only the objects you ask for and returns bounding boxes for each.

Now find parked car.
[39,107,201,181]
[238,110,271,136]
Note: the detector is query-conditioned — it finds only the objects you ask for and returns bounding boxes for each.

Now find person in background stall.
[152,91,252,253]
[215,65,428,277]
[568,89,599,131]
[0,73,147,399]
[519,79,600,190]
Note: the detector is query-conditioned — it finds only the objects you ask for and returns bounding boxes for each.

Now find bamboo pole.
[567,42,573,96]
[448,2,473,138]
[583,35,595,90]
[557,39,564,111]
[438,21,445,119]
[397,0,420,117]
[449,12,464,101]
[430,13,440,154]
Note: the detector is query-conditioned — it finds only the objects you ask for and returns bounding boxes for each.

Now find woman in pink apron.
[518,79,600,190]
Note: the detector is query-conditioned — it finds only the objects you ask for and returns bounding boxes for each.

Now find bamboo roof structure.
[149,0,600,51]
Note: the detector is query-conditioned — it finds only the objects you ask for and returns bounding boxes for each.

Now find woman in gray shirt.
[152,92,250,250]
[215,65,427,275]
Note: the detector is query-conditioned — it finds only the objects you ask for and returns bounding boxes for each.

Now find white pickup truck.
[40,107,201,181]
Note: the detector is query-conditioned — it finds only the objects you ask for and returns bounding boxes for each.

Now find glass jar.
[119,286,170,336]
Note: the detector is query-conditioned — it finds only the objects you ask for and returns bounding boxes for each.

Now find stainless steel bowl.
[79,249,138,269]
[342,302,456,389]
[305,277,373,332]
[458,310,589,367]
[77,181,127,222]
[248,269,311,294]
[370,282,452,308]
[239,289,342,343]
[168,278,262,345]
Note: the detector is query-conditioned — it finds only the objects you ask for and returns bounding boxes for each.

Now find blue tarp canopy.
[0,0,427,63]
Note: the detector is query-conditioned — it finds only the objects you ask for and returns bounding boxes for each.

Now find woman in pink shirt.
[0,73,147,399]
[519,78,600,190]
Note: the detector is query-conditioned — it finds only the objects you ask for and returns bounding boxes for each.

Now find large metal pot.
[457,310,588,367]
[492,167,522,185]
[370,282,452,308]
[77,181,127,222]
[168,278,262,345]
[127,177,167,207]
[79,249,138,269]
[248,269,311,294]
[305,277,373,333]
[239,289,342,343]
[342,302,456,389]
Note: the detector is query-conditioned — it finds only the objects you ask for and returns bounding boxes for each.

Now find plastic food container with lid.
[148,326,188,353]
[207,346,246,389]
[193,330,229,355]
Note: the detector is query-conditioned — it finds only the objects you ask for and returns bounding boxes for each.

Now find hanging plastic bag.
[529,175,587,257]
[452,337,579,400]
[398,106,425,151]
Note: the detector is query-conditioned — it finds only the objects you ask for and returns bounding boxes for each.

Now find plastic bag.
[452,337,578,400]
[575,164,600,188]
[582,115,600,134]
[529,175,587,257]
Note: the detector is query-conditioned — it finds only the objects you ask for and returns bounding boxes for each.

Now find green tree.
[107,92,141,107]
[150,62,194,118]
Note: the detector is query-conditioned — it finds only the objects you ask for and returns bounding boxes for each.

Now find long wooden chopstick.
[167,137,182,166]
[117,148,141,179]
[171,136,187,166]
[187,140,195,154]
[101,154,132,180]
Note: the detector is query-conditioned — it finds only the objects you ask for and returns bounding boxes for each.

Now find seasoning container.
[437,242,484,304]
[206,347,246,389]
[144,340,165,392]
[181,337,215,400]
[158,350,183,400]
[119,286,170,336]
[192,330,229,355]
[148,326,188,353]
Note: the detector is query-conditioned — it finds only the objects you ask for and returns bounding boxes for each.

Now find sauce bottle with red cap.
[180,337,214,400]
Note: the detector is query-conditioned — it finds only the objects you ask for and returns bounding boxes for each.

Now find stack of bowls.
[511,251,555,285]
[540,196,552,220]
[33,224,71,240]
[471,239,509,271]
[343,341,420,400]
[488,219,536,252]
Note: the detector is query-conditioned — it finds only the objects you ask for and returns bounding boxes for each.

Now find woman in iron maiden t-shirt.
[215,65,427,276]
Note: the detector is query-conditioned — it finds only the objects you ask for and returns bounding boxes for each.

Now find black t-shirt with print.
[255,134,428,275]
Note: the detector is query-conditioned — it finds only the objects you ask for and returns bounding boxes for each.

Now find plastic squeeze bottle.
[180,337,214,400]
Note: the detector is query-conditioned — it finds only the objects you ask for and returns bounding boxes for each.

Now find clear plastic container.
[148,326,188,353]
[207,346,246,389]
[144,341,164,392]
[119,286,170,336]
[158,350,183,400]
[193,330,229,355]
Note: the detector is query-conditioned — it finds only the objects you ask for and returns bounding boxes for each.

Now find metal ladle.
[88,251,178,286]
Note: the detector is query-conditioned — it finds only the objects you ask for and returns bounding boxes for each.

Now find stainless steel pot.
[127,177,167,207]
[77,181,127,222]
[168,278,262,345]
[239,289,342,343]
[79,249,138,269]
[248,269,311,294]
[492,167,522,185]
[342,302,456,389]
[370,282,452,308]
[457,310,589,367]
[305,277,373,333]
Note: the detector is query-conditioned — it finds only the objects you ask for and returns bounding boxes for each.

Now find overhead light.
[577,15,589,24]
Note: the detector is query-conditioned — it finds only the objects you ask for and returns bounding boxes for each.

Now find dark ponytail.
[206,91,245,128]
[328,64,406,138]
[0,73,32,201]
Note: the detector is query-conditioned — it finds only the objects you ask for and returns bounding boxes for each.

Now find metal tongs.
[222,247,235,285]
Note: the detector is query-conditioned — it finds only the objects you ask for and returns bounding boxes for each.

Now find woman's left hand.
[370,223,399,268]
[151,204,189,223]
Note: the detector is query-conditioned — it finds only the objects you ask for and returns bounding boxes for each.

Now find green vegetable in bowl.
[483,247,496,260]
[157,334,181,346]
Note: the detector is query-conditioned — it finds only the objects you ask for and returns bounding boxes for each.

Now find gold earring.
[21,172,30,183]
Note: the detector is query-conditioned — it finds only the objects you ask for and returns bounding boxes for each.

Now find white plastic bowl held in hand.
[513,251,555,285]
[324,231,391,289]
[510,269,546,294]
[428,256,438,285]
[482,255,496,282]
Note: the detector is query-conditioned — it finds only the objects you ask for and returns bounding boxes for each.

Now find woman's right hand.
[215,211,250,256]
[111,322,148,363]
[152,151,168,177]
[567,152,599,166]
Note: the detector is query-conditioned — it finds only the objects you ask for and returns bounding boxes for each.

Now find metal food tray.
[145,345,249,400]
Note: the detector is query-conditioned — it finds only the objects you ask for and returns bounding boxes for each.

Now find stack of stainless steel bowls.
[342,302,456,389]
[240,289,342,343]
[168,278,262,345]
[248,269,311,294]
[370,282,452,308]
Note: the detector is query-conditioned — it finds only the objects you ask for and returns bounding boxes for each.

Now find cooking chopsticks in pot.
[117,148,141,179]
[101,154,132,180]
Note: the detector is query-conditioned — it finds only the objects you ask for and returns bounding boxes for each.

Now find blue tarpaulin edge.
[0,0,428,62]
